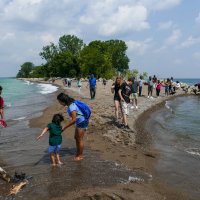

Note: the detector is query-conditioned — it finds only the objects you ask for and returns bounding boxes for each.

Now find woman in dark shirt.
[111,77,122,122]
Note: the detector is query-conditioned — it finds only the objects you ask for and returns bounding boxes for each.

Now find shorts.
[48,145,61,153]
[121,101,129,115]
[130,93,138,100]
[76,120,88,129]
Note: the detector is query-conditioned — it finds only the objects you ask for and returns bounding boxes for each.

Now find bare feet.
[57,161,63,165]
[74,156,83,161]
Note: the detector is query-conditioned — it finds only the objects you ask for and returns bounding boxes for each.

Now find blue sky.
[0,0,200,78]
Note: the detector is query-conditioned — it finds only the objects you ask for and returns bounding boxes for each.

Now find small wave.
[165,101,173,112]
[128,176,144,183]
[185,148,200,157]
[37,84,58,94]
[5,103,11,108]
[13,116,26,121]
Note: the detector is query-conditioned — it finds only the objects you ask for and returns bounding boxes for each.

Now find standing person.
[138,75,144,96]
[36,114,64,166]
[118,78,133,129]
[164,78,170,96]
[169,77,173,94]
[147,76,154,98]
[111,77,122,122]
[130,77,139,109]
[156,80,162,97]
[67,78,72,88]
[77,78,82,93]
[57,93,90,161]
[152,75,157,88]
[102,78,107,89]
[0,86,5,120]
[88,74,96,100]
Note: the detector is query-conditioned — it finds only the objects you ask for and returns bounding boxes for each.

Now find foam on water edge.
[37,83,58,94]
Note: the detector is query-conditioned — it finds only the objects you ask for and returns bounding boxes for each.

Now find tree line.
[16,35,131,79]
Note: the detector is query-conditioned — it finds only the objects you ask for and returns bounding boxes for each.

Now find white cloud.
[179,36,200,48]
[140,0,182,11]
[164,29,181,46]
[174,59,182,64]
[158,21,174,30]
[195,12,200,23]
[126,38,152,55]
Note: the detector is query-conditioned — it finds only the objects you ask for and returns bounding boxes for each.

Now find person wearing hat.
[87,74,97,99]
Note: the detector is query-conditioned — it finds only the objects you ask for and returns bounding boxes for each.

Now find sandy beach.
[0,79,195,200]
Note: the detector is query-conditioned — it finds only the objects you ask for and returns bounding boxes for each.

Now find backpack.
[74,100,91,120]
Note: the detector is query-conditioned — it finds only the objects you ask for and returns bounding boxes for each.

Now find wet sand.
[0,79,194,200]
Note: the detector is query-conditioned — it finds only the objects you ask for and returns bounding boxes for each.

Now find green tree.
[16,62,34,78]
[39,42,58,63]
[58,35,85,55]
[105,40,129,73]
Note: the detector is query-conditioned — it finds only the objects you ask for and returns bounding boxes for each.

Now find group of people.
[111,76,143,129]
[37,93,90,165]
[147,76,181,98]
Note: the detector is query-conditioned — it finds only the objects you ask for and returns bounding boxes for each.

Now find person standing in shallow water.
[36,114,64,166]
[57,93,89,161]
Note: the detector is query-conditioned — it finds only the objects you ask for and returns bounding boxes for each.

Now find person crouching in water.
[36,114,64,166]
[118,78,133,129]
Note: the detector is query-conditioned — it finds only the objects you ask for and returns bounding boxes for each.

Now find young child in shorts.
[0,86,5,120]
[36,114,64,166]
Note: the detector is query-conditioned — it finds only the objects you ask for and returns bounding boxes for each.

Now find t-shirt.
[47,123,62,146]
[139,79,143,87]
[89,78,96,88]
[148,80,154,87]
[67,103,85,124]
[113,83,121,100]
[132,81,139,93]
[0,96,4,109]
[120,82,132,103]
[156,83,162,90]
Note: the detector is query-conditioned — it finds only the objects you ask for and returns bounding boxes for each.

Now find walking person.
[156,80,162,97]
[57,93,91,161]
[77,78,82,93]
[87,74,96,100]
[111,77,122,122]
[138,75,144,96]
[147,76,154,98]
[130,77,139,109]
[36,114,64,166]
[118,78,133,129]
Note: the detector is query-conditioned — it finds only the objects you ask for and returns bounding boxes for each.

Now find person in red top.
[156,80,162,97]
[0,86,4,120]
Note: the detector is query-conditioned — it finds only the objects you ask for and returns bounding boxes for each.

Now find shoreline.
[27,78,193,199]
[1,78,194,199]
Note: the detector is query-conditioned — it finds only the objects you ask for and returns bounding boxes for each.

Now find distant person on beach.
[138,75,144,96]
[103,78,107,89]
[36,114,64,166]
[156,80,162,97]
[77,78,82,93]
[111,77,122,122]
[147,76,154,98]
[0,86,5,120]
[130,77,139,109]
[67,79,72,88]
[57,93,90,161]
[152,75,157,89]
[164,78,170,96]
[169,77,174,94]
[87,74,97,99]
[119,78,133,129]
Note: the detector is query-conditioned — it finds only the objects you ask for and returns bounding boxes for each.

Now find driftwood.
[9,180,28,196]
[0,166,12,182]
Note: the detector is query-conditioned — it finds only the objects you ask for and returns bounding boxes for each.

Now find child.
[0,86,5,120]
[36,114,64,166]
